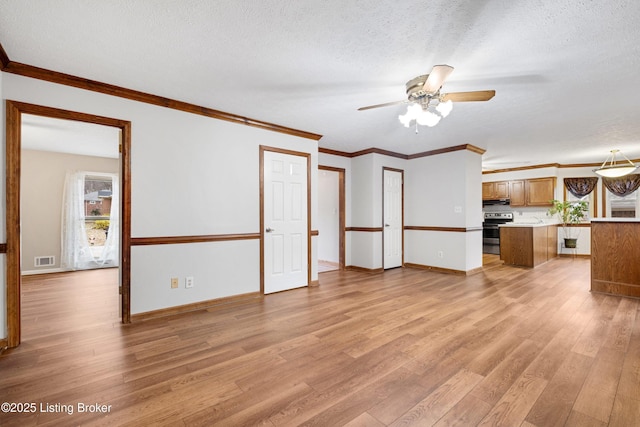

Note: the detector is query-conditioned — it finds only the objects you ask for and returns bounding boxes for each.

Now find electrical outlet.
[171,277,179,289]
[185,276,194,289]
[438,251,444,258]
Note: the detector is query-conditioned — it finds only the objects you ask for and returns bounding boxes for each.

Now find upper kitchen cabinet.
[482,181,510,200]
[510,177,556,207]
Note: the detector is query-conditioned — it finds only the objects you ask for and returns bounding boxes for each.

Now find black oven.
[483,212,513,254]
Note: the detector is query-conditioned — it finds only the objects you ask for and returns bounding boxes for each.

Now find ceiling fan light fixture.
[398,104,441,128]
[593,149,638,177]
[416,109,441,127]
[435,100,453,117]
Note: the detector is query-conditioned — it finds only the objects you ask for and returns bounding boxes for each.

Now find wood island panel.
[500,225,558,268]
[591,221,640,298]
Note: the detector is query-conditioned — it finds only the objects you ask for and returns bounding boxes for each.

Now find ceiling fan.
[358,65,495,128]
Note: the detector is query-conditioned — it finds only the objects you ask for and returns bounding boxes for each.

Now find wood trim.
[5,100,132,347]
[0,43,10,69]
[0,338,7,352]
[404,262,480,276]
[309,280,320,287]
[1,59,321,141]
[319,144,485,160]
[483,163,561,174]
[131,233,260,246]
[260,146,312,294]
[318,147,355,158]
[0,243,7,253]
[130,292,262,322]
[558,253,591,259]
[319,165,346,270]
[407,144,486,159]
[601,181,607,218]
[345,266,384,274]
[346,227,384,232]
[404,226,483,232]
[351,148,408,159]
[5,100,20,347]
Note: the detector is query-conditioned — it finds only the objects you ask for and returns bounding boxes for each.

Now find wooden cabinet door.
[526,177,556,206]
[494,181,510,199]
[510,180,526,206]
[482,182,495,200]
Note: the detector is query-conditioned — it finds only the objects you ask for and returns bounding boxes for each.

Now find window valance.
[602,173,640,197]
[564,177,598,198]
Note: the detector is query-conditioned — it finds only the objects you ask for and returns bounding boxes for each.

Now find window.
[606,189,638,218]
[61,171,119,270]
[565,190,594,220]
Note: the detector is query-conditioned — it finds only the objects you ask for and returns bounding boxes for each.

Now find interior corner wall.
[404,150,483,272]
[319,149,483,273]
[1,72,318,319]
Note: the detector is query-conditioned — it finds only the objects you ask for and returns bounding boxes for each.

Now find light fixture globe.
[594,149,638,177]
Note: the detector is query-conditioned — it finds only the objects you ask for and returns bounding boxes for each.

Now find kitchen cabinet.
[509,180,525,206]
[526,177,556,206]
[591,219,640,298]
[509,177,555,207]
[482,181,510,200]
[500,224,558,267]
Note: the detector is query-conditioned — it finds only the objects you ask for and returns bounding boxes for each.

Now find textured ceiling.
[2,0,640,169]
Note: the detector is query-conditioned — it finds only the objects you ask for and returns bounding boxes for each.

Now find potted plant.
[547,199,588,248]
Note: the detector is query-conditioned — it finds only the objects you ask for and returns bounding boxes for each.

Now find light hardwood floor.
[1,258,639,426]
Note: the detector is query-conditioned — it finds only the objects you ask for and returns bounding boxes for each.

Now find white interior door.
[263,150,308,294]
[383,169,403,269]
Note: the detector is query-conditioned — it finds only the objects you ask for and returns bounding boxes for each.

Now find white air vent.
[35,256,55,267]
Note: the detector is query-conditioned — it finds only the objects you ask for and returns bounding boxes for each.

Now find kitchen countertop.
[590,218,640,223]
[499,222,560,228]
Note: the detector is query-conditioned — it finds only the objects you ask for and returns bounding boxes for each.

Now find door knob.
[266,227,275,233]
[384,223,390,227]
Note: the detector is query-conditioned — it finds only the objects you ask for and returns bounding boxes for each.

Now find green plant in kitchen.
[547,199,588,248]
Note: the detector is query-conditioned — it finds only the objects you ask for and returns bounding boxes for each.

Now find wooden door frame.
[382,167,404,269]
[5,100,132,348]
[318,165,346,270]
[259,145,311,294]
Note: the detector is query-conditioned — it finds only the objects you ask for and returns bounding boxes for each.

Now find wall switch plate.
[185,276,194,289]
[454,206,462,213]
[171,277,179,289]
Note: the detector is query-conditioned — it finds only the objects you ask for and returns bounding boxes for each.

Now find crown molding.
[319,143,485,160]
[483,159,640,174]
[0,42,322,141]
[0,43,10,69]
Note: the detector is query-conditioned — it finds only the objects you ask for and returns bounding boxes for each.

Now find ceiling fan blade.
[441,90,496,102]
[422,65,454,94]
[357,100,407,111]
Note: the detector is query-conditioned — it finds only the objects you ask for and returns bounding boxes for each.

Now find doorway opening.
[318,166,345,273]
[5,100,131,348]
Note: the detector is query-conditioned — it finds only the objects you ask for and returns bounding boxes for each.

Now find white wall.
[1,73,318,325]
[405,150,483,271]
[320,149,484,272]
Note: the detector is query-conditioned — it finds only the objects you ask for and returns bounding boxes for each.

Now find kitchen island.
[499,223,559,268]
[591,218,640,298]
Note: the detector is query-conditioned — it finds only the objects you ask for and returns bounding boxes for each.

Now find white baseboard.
[22,268,66,276]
